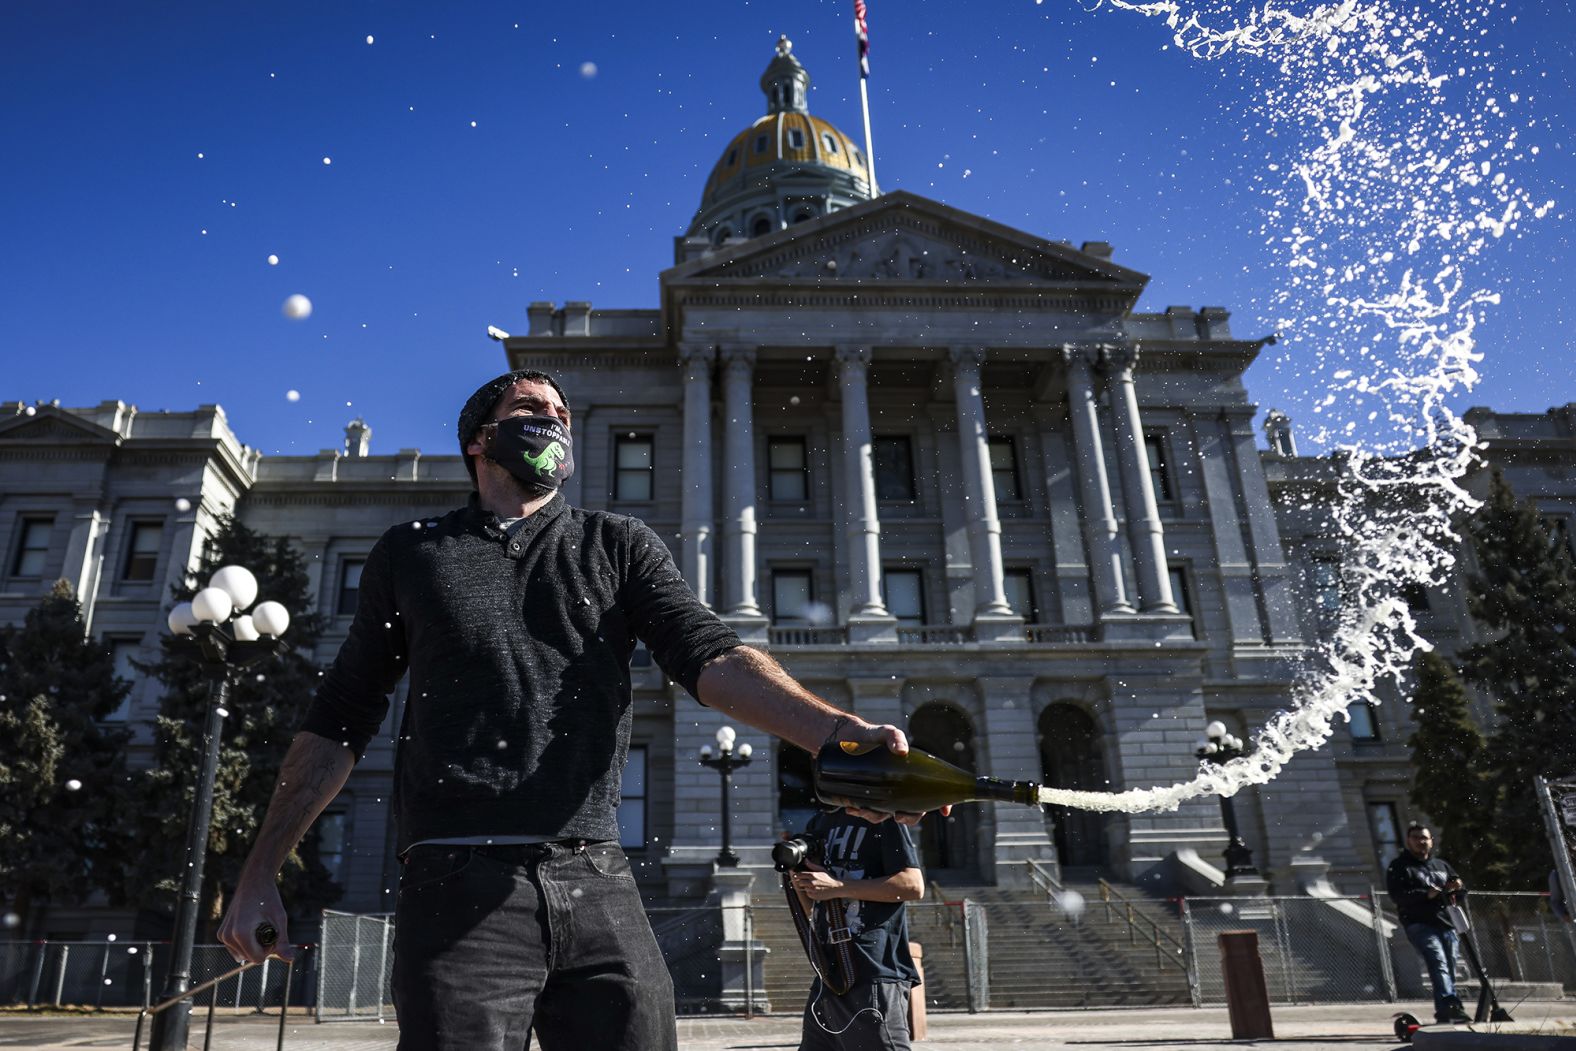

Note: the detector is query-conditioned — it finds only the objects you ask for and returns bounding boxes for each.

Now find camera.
[772,834,824,872]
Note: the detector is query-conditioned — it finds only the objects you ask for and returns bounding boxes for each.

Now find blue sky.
[2,0,1570,458]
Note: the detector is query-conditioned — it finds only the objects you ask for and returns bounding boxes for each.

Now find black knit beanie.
[457,369,569,483]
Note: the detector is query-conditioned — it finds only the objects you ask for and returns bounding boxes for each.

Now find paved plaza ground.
[1,1001,1573,1051]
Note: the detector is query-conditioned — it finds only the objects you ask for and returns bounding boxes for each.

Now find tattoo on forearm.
[250,733,353,878]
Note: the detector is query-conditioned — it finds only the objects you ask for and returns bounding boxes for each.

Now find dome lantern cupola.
[684,37,874,247]
[761,36,810,115]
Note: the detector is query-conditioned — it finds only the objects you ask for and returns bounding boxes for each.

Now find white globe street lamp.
[150,566,293,1051]
[698,725,754,868]
[1195,722,1259,880]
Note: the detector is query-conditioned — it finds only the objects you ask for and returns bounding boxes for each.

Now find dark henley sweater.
[300,494,741,853]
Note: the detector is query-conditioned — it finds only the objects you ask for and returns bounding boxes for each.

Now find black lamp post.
[1196,720,1260,879]
[698,725,754,868]
[148,566,290,1051]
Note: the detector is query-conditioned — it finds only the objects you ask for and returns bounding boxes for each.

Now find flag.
[854,0,870,78]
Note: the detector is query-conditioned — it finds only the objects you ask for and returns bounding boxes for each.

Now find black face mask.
[482,415,574,493]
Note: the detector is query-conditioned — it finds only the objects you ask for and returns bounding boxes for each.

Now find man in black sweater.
[218,369,920,1051]
[1386,824,1469,1024]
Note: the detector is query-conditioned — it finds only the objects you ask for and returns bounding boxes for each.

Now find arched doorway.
[908,703,980,878]
[1038,703,1109,871]
[777,744,819,837]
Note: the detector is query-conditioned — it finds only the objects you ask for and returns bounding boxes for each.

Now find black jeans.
[392,841,675,1051]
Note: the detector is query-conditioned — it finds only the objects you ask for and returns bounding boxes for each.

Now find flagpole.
[859,76,879,196]
[854,0,878,196]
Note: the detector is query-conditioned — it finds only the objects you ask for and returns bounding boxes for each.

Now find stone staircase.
[934,878,1194,1009]
[748,875,1192,1013]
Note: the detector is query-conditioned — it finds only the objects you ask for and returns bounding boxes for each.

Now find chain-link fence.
[0,939,310,1011]
[1459,892,1576,992]
[1182,894,1396,1005]
[8,889,1571,1016]
[1178,890,1576,1007]
[316,910,394,1022]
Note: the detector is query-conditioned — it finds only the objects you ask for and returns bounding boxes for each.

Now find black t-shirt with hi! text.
[806,811,922,985]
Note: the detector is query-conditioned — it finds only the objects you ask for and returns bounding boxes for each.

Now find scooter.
[1393,897,1514,1043]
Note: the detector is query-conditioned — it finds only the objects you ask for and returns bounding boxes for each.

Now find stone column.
[948,347,1018,640]
[1194,412,1267,646]
[679,343,717,607]
[1102,344,1177,613]
[837,346,896,643]
[720,348,765,623]
[1062,346,1133,616]
[1225,411,1304,644]
[61,507,106,631]
[978,677,1058,886]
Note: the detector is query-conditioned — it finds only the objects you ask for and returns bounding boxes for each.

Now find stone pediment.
[0,410,120,445]
[666,190,1148,289]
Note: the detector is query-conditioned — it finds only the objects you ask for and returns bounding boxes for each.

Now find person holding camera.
[787,810,924,1051]
[1386,824,1470,1024]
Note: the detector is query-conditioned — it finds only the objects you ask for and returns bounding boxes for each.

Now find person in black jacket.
[1386,824,1469,1023]
[217,369,927,1051]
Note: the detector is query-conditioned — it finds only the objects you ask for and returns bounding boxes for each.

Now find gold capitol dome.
[688,35,876,245]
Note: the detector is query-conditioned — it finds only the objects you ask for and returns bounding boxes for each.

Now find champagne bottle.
[812,740,1041,813]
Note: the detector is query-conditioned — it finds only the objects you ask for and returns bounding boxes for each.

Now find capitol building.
[4,39,1573,935]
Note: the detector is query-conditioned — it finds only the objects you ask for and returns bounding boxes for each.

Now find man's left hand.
[835,719,952,825]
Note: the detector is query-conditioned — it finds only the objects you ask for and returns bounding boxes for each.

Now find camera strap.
[781,873,857,995]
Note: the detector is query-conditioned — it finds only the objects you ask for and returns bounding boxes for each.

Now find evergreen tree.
[1406,651,1508,887]
[125,516,340,933]
[1458,471,1576,887]
[0,581,131,934]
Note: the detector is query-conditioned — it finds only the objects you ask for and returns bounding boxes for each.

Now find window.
[725,148,738,167]
[751,215,774,238]
[337,558,365,616]
[768,438,808,501]
[882,569,925,626]
[614,435,654,502]
[790,208,815,224]
[1367,801,1403,870]
[822,132,840,154]
[618,746,647,849]
[1309,559,1342,625]
[1542,516,1575,557]
[873,436,916,501]
[754,133,769,154]
[121,521,162,582]
[772,570,813,624]
[713,226,733,245]
[1144,433,1175,502]
[1003,569,1038,623]
[10,517,52,578]
[1348,701,1381,742]
[1401,582,1431,612]
[787,128,805,149]
[1169,566,1196,637]
[317,812,347,882]
[988,436,1021,501]
[107,638,140,723]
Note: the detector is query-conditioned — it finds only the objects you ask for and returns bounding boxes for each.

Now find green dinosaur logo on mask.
[520,440,568,474]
